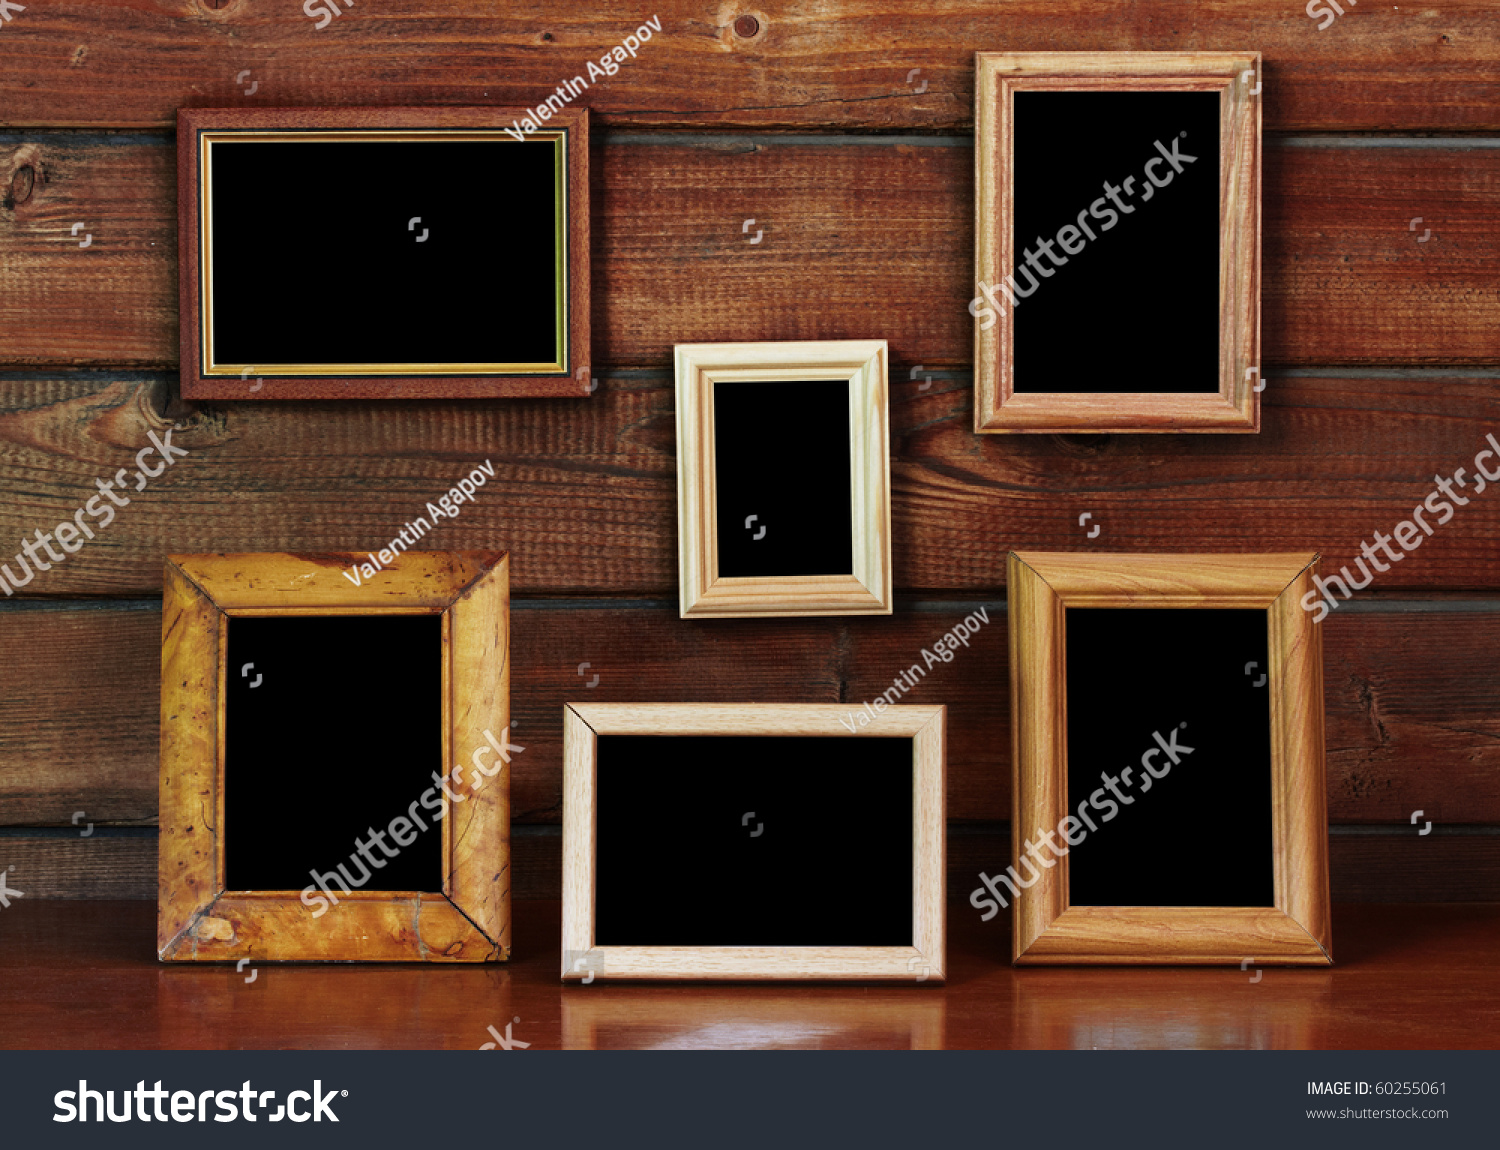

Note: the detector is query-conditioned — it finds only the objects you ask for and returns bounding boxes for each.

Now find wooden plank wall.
[2,1,1498,904]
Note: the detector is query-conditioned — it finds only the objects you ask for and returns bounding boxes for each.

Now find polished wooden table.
[2,901,1496,1049]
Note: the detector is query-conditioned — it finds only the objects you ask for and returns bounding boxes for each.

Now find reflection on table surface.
[2,901,1497,1050]
[562,991,944,1050]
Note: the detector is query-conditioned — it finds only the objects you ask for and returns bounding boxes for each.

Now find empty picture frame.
[675,340,892,618]
[1005,552,1331,965]
[178,106,590,400]
[974,52,1261,433]
[158,551,511,962]
[562,703,945,981]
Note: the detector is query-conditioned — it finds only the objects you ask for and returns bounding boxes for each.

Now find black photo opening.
[1063,606,1274,907]
[224,613,444,893]
[713,379,854,579]
[594,735,913,946]
[1011,91,1220,394]
[206,135,562,371]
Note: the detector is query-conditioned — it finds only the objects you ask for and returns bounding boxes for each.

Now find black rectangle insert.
[1063,606,1274,907]
[224,614,444,893]
[594,735,913,946]
[207,135,561,370]
[713,379,854,578]
[1012,91,1220,393]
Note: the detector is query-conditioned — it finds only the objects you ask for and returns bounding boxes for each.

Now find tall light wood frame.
[178,106,590,400]
[158,551,510,963]
[562,703,945,981]
[1007,551,1331,965]
[674,340,892,618]
[975,52,1262,434]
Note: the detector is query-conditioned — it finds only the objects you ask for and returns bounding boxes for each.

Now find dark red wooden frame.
[177,105,590,400]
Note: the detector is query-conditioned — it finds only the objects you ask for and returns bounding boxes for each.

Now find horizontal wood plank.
[0,833,156,900]
[950,829,1500,905]
[3,137,1499,368]
[5,373,1500,596]
[3,3,1500,132]
[5,826,1495,902]
[4,603,1500,826]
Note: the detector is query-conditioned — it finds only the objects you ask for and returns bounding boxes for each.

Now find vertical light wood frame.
[675,340,892,618]
[178,106,590,400]
[975,52,1262,433]
[158,551,510,962]
[562,703,945,981]
[1007,552,1331,965]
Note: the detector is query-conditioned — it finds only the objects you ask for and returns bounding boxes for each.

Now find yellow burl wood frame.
[975,52,1262,434]
[1007,552,1331,965]
[158,551,510,963]
[562,703,945,981]
[674,340,893,618]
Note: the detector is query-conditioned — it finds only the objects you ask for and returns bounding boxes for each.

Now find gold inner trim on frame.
[198,128,568,377]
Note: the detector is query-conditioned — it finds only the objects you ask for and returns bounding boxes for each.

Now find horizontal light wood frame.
[1007,551,1331,965]
[975,52,1262,433]
[562,703,945,981]
[178,105,590,400]
[674,340,893,618]
[158,551,510,962]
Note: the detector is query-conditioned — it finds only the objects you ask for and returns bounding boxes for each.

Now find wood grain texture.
[172,550,500,610]
[4,2,1500,132]
[559,704,595,974]
[1269,562,1333,954]
[1007,553,1067,959]
[7,374,1500,597]
[914,705,948,982]
[1014,550,1314,605]
[6,601,1500,827]
[0,607,162,823]
[156,551,510,961]
[1,899,1496,1049]
[168,892,498,963]
[445,557,512,956]
[0,835,158,899]
[562,702,946,981]
[950,828,1500,906]
[6,827,1496,903]
[1008,552,1331,965]
[156,559,220,957]
[0,136,176,366]
[5,138,1500,370]
[1015,905,1328,965]
[177,107,591,400]
[974,52,1261,433]
[675,340,892,617]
